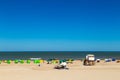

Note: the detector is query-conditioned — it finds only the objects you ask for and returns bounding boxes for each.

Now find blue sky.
[0,0,120,51]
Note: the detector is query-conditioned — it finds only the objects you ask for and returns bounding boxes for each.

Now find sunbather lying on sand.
[54,62,69,70]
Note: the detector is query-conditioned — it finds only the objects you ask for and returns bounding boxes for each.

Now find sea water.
[0,51,120,60]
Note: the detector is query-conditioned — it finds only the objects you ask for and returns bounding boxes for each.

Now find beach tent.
[96,59,101,63]
[112,58,116,61]
[105,59,111,62]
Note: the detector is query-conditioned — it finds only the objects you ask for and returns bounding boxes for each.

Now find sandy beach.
[0,60,120,80]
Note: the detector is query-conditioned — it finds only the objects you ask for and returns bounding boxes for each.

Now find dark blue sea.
[0,51,120,60]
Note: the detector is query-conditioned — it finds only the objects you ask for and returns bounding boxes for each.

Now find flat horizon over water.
[0,51,120,60]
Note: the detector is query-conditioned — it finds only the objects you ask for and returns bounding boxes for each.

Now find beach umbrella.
[47,59,52,61]
[20,60,24,64]
[7,60,11,64]
[26,60,31,64]
[55,60,59,63]
[34,60,40,64]
[37,60,40,64]
[59,60,66,64]
[0,60,1,64]
[67,59,74,63]
[40,59,44,63]
[34,60,37,64]
[4,60,7,63]
[52,60,57,64]
[59,60,62,64]
[63,59,67,62]
[14,60,19,64]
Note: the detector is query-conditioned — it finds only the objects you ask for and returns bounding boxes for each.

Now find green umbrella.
[34,60,37,64]
[7,60,11,64]
[34,60,40,64]
[26,60,31,64]
[37,60,40,64]
[0,60,1,64]
[14,60,19,64]
[20,60,24,64]
[59,60,63,64]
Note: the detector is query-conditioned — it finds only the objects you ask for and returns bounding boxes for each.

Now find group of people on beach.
[38,60,68,70]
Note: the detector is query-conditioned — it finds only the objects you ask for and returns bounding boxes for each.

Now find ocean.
[0,51,120,60]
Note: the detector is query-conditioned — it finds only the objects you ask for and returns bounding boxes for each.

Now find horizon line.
[0,51,120,52]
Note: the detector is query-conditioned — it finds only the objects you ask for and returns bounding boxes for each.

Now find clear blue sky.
[0,0,120,51]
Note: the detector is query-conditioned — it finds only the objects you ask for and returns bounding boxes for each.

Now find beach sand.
[0,60,120,80]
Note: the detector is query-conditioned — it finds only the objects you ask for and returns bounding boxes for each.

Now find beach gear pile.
[105,58,116,62]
